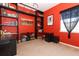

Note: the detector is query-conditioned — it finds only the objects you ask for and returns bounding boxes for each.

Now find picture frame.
[47,15,53,25]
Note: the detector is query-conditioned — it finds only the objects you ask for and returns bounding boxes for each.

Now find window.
[61,10,71,31]
[61,6,79,38]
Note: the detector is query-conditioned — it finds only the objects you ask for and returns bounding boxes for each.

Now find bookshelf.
[0,3,18,41]
[35,10,44,39]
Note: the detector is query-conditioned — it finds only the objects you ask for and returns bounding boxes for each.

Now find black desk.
[45,33,59,43]
[0,39,16,56]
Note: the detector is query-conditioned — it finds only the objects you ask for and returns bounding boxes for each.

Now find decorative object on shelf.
[21,18,33,26]
[1,8,17,18]
[21,21,33,26]
[21,35,27,42]
[7,13,17,18]
[37,23,40,27]
[8,3,16,9]
[2,21,17,26]
[9,5,15,9]
[0,30,12,40]
[47,15,53,26]
[39,14,43,17]
[2,3,9,7]
[1,8,7,16]
[33,3,38,9]
[38,29,43,32]
[7,13,12,16]
[9,21,17,26]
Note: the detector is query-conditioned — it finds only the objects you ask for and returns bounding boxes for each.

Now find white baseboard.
[60,42,79,49]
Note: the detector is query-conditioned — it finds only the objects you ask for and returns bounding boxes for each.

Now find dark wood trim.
[0,8,2,40]
[16,3,19,42]
[41,17,44,31]
[34,10,44,39]
[0,8,2,29]
[35,11,38,39]
[37,10,43,14]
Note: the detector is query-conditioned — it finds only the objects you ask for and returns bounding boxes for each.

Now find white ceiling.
[25,3,60,11]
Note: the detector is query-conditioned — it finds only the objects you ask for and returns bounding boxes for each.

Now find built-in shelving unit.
[0,3,18,41]
[0,3,44,40]
[35,10,44,39]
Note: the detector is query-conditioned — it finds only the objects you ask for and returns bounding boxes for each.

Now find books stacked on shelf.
[1,8,18,18]
[0,3,16,9]
[2,21,17,26]
[0,3,9,7]
[38,29,43,33]
[9,4,16,9]
[38,14,43,17]
[36,11,43,36]
[37,23,41,27]
[37,12,43,17]
[1,8,7,16]
[7,13,18,18]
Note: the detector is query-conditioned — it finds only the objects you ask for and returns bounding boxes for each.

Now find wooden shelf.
[0,15,18,19]
[37,26,43,29]
[37,21,41,23]
[18,10,35,16]
[0,5,36,16]
[0,5,17,12]
[0,5,44,17]
[37,15,44,18]
[0,24,17,27]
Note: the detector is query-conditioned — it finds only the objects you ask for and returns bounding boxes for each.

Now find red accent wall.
[44,3,79,47]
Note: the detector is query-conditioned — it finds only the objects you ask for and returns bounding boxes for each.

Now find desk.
[0,39,16,56]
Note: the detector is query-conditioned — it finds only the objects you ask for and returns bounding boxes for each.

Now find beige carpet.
[17,39,79,56]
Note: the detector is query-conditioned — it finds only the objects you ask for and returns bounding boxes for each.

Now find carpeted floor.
[17,39,79,56]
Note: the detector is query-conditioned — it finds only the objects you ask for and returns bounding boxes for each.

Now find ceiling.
[24,3,60,11]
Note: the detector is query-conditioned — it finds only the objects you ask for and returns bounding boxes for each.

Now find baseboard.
[60,42,79,49]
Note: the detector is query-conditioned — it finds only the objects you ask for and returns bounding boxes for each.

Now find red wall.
[44,3,79,47]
